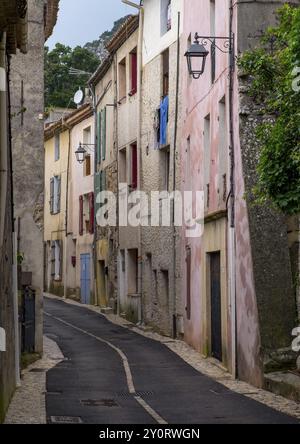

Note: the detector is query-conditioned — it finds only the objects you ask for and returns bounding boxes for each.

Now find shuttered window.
[89,192,94,234]
[131,143,138,190]
[130,51,137,95]
[55,133,60,161]
[97,111,101,163]
[50,176,61,214]
[50,178,54,214]
[56,176,61,213]
[79,195,83,236]
[102,108,106,161]
[95,172,101,218]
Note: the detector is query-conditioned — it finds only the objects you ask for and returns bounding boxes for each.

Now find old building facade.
[140,0,184,336]
[0,0,59,423]
[44,104,95,304]
[180,0,299,387]
[10,0,59,354]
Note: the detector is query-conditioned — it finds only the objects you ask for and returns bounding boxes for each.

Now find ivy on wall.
[238,4,300,215]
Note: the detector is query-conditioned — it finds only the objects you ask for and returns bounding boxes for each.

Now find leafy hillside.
[45,15,131,109]
[84,15,132,60]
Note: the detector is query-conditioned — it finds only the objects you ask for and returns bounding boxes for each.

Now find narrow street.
[44,297,298,425]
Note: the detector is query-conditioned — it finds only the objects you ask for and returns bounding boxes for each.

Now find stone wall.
[0,140,15,423]
[10,0,45,353]
[140,37,182,337]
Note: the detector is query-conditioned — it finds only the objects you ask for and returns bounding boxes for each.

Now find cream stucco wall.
[68,115,95,300]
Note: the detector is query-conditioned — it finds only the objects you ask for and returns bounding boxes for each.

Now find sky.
[47,0,135,49]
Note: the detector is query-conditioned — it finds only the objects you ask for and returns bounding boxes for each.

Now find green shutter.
[95,171,101,215]
[101,169,106,191]
[97,111,101,164]
[102,108,106,160]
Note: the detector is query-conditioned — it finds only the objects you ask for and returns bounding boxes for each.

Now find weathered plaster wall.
[116,28,141,319]
[94,62,118,309]
[44,129,69,296]
[10,0,45,353]
[141,0,184,336]
[69,115,94,300]
[181,0,232,366]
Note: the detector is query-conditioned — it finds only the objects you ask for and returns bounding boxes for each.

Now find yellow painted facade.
[44,129,69,295]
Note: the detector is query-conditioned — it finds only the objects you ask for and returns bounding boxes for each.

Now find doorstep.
[264,371,300,403]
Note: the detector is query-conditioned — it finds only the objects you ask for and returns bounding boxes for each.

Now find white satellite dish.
[73,88,84,105]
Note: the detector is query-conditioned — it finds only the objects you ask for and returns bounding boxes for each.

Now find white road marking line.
[134,396,167,425]
[44,311,168,425]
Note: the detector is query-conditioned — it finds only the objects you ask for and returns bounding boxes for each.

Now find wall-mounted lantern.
[185,32,235,79]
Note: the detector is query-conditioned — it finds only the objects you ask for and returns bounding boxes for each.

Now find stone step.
[264,371,300,403]
[100,307,114,315]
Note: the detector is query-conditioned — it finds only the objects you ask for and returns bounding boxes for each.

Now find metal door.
[80,254,91,304]
[210,252,222,361]
[21,287,36,353]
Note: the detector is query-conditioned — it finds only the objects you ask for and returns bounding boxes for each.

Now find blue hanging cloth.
[160,95,169,146]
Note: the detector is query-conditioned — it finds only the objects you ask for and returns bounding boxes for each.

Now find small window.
[160,148,170,191]
[84,154,91,177]
[161,0,172,35]
[119,148,127,183]
[210,0,216,83]
[162,49,169,97]
[129,49,138,96]
[204,114,211,210]
[54,133,60,161]
[118,57,127,103]
[128,249,138,295]
[50,175,61,215]
[130,143,138,190]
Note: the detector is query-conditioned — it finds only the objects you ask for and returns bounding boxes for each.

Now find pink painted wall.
[181,0,262,385]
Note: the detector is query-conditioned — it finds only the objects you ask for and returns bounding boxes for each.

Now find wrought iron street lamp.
[185,32,235,79]
[75,143,87,164]
[75,142,96,164]
[184,33,209,79]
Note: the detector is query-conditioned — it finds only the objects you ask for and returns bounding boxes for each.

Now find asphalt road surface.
[44,297,298,424]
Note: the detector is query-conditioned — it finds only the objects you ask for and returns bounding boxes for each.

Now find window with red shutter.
[130,51,137,96]
[89,192,94,234]
[79,195,83,236]
[131,143,138,190]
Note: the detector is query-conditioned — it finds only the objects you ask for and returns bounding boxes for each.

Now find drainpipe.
[228,0,237,379]
[63,120,72,300]
[91,84,98,306]
[172,11,181,338]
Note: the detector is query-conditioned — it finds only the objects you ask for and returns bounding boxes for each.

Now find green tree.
[45,43,100,109]
[238,4,300,215]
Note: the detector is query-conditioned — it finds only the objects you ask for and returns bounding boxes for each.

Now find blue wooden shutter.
[50,177,54,214]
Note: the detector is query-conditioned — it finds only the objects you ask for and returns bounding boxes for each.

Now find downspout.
[91,84,98,306]
[113,52,120,315]
[137,7,144,324]
[228,0,237,379]
[172,11,181,338]
[63,121,72,300]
